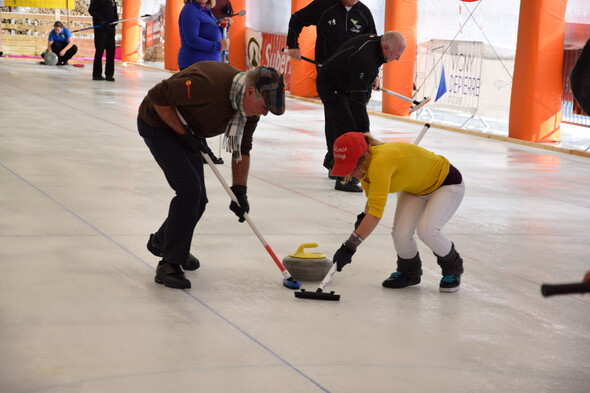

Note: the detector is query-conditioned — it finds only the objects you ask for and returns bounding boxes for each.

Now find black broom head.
[294,288,340,301]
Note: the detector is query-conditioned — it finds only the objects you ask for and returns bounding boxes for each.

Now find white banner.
[416,40,483,114]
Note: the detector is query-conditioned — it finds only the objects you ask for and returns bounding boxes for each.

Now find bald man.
[317,31,406,192]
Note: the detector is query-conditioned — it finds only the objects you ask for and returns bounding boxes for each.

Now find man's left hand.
[372,77,381,90]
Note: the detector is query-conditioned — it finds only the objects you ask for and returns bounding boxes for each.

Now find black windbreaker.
[317,34,385,132]
[89,0,119,31]
[287,0,377,65]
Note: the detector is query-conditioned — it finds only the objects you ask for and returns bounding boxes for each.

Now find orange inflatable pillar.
[289,0,318,97]
[121,0,141,63]
[509,0,567,142]
[382,0,418,117]
[164,0,182,71]
[228,0,246,70]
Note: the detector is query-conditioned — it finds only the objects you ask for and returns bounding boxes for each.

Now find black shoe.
[440,274,461,293]
[382,272,421,288]
[56,61,66,66]
[335,178,363,192]
[93,75,105,80]
[155,261,191,289]
[105,76,115,82]
[208,152,224,164]
[147,234,200,271]
[39,61,47,65]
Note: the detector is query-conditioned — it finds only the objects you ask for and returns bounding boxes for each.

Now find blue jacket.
[48,28,72,43]
[178,2,222,68]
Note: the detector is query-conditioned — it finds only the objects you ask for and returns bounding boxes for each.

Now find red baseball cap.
[330,132,368,177]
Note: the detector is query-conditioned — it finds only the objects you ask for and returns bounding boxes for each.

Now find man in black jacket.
[316,31,406,191]
[286,0,376,191]
[286,0,376,66]
[89,0,118,81]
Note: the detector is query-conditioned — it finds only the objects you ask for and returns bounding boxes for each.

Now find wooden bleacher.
[1,12,118,58]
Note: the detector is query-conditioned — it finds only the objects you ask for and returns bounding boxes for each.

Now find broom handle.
[201,152,291,279]
[413,123,430,145]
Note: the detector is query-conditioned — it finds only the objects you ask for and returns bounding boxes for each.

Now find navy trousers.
[137,117,208,266]
[93,28,116,78]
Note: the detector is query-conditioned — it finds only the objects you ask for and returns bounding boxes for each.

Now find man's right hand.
[287,48,301,60]
[229,185,249,223]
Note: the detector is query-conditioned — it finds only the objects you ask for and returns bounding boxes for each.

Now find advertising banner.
[246,29,292,90]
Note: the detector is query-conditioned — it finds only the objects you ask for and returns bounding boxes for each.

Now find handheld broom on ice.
[295,124,431,301]
[281,49,430,114]
[201,151,301,290]
[71,14,152,33]
[174,105,300,290]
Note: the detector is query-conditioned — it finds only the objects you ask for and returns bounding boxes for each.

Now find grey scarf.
[225,71,248,161]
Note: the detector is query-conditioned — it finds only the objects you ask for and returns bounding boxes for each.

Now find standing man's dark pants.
[50,41,78,64]
[137,117,208,267]
[93,28,116,78]
[317,84,357,169]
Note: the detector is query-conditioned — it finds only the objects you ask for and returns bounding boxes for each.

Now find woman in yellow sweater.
[330,131,465,292]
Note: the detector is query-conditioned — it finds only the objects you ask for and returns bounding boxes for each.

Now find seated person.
[45,21,78,65]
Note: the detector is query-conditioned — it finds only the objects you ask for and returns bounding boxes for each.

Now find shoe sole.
[154,275,191,289]
[382,279,421,289]
[439,286,460,293]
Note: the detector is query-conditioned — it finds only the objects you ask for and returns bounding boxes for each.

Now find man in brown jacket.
[137,61,285,289]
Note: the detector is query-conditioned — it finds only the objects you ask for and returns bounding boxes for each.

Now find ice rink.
[1,58,589,393]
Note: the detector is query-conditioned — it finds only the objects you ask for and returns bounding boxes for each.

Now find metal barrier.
[562,48,590,127]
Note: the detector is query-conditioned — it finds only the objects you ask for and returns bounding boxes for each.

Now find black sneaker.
[155,261,191,289]
[105,76,115,82]
[147,234,200,271]
[93,75,105,80]
[440,274,461,293]
[208,151,224,164]
[335,178,363,192]
[382,272,421,288]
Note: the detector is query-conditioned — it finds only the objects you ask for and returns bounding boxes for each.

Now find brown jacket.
[138,61,259,155]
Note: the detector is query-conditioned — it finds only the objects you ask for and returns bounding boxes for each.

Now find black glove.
[229,185,249,222]
[354,212,366,230]
[333,243,356,272]
[177,127,202,152]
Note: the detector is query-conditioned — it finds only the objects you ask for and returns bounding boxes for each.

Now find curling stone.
[43,51,58,66]
[283,243,332,282]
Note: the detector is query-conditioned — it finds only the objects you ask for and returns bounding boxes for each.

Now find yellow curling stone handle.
[289,243,327,259]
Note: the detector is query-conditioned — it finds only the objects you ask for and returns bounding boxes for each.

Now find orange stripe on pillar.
[382,0,418,117]
[228,0,246,70]
[164,0,182,71]
[121,0,141,63]
[509,0,567,142]
[289,0,318,97]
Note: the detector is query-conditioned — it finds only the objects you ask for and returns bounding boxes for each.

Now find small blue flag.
[435,65,447,102]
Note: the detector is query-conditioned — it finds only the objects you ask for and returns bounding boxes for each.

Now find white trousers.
[392,182,465,259]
